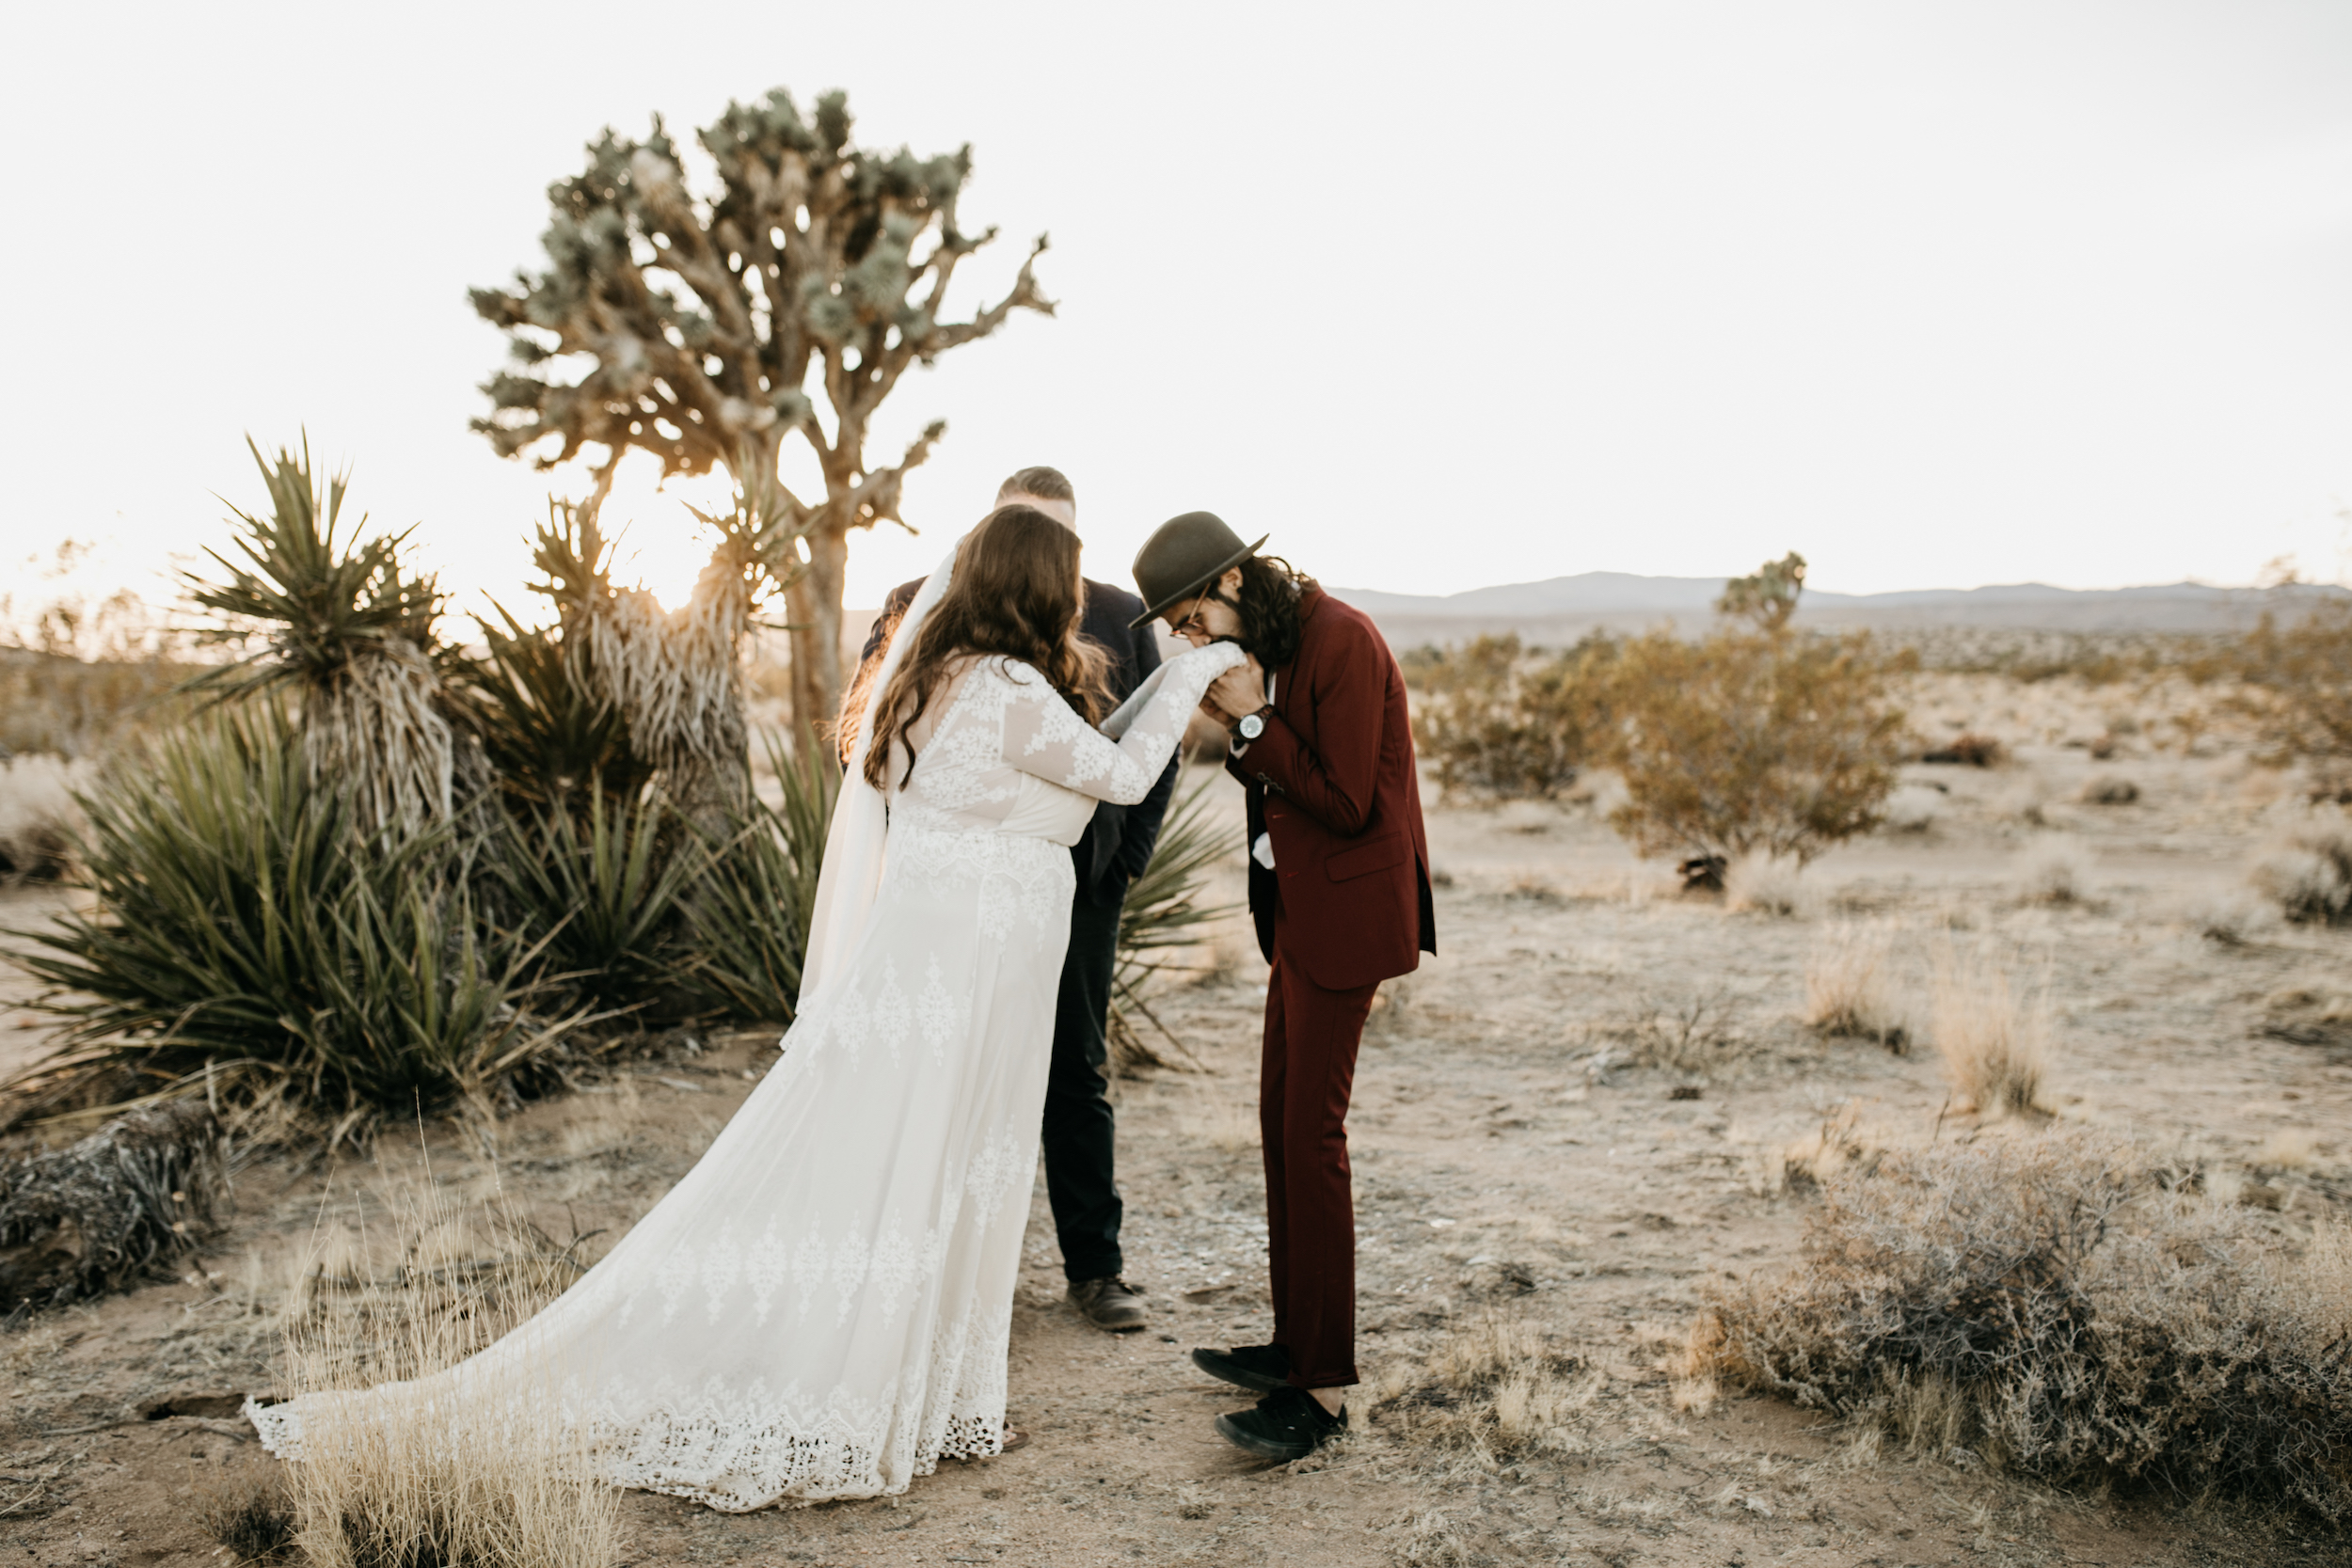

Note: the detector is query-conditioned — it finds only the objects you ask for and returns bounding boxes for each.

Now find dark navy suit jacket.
[858,577,1178,910]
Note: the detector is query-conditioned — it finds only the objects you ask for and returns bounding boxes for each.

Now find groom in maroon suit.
[1132,512,1436,1461]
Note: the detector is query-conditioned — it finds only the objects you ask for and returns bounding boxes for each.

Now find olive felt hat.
[1129,512,1270,628]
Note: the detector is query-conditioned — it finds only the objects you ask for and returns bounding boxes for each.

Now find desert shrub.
[0,649,192,761]
[2079,775,2139,805]
[1892,627,2213,685]
[2259,984,2352,1049]
[2230,599,2352,767]
[2185,887,2278,946]
[1410,633,1616,800]
[1695,1131,2352,1520]
[0,754,94,881]
[7,709,564,1127]
[260,1176,620,1567]
[2250,821,2352,925]
[1929,944,2050,1117]
[2013,838,2093,905]
[1605,625,1907,866]
[1368,1312,1602,1461]
[1612,989,1748,1076]
[1804,923,1905,1048]
[1724,853,1808,916]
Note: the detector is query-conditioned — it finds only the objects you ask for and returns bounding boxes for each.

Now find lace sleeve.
[998,643,1246,803]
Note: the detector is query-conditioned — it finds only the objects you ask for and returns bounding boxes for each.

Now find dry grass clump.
[1724,853,1808,917]
[2012,838,2093,905]
[1367,1312,1602,1464]
[1612,989,1748,1076]
[1694,1131,2352,1521]
[0,753,93,880]
[254,1176,620,1568]
[1880,783,1944,833]
[196,1478,297,1563]
[2250,820,2352,924]
[2258,984,2352,1049]
[1802,923,1907,1049]
[2077,775,2139,805]
[1929,945,2051,1117]
[2185,887,2280,946]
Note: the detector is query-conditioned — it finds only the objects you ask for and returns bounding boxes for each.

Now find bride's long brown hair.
[847,504,1109,790]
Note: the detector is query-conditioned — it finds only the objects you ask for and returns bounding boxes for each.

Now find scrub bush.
[1410,633,1617,800]
[1605,624,1908,866]
[1696,1131,2352,1521]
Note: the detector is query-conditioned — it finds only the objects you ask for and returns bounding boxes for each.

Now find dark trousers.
[1042,893,1124,1283]
[1261,902,1379,1390]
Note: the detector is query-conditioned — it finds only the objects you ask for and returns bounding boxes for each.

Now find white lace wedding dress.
[247,618,1244,1511]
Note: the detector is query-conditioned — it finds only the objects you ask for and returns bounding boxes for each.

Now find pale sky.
[7,1,2352,626]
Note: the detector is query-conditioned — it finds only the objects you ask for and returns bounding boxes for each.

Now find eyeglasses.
[1168,585,1215,637]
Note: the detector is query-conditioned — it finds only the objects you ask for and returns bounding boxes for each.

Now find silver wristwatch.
[1236,709,1269,741]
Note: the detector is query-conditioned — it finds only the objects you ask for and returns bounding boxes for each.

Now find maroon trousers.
[1261,904,1379,1390]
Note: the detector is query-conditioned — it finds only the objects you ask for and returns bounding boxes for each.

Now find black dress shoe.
[1190,1342,1291,1394]
[1214,1386,1347,1461]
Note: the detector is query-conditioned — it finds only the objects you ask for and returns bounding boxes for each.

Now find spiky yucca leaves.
[1109,769,1239,1073]
[5,709,568,1129]
[183,439,455,837]
[460,601,653,811]
[677,729,838,1022]
[495,786,693,1014]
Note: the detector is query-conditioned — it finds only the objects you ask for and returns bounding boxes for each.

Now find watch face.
[1239,714,1264,739]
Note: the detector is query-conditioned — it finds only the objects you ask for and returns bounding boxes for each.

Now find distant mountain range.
[1328,573,2350,641]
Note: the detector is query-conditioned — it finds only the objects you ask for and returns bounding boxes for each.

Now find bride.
[248,503,1246,1510]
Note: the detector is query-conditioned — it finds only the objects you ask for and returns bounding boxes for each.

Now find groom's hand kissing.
[1205,656,1267,724]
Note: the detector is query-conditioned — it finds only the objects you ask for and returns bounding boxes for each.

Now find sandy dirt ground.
[3,673,2349,1567]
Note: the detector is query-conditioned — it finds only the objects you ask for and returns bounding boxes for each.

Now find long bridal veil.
[799,540,957,998]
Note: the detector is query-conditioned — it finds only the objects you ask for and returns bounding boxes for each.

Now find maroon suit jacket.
[1224,589,1437,990]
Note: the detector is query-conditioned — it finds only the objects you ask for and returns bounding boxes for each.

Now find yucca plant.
[449,502,655,814]
[4,709,570,1132]
[1109,768,1239,1073]
[494,784,693,1013]
[676,728,838,1022]
[458,604,652,812]
[182,438,457,837]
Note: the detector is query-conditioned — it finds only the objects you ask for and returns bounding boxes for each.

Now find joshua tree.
[1716,551,1808,633]
[469,87,1054,732]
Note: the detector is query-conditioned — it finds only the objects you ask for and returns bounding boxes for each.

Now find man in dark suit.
[856,467,1174,1333]
[1129,511,1436,1462]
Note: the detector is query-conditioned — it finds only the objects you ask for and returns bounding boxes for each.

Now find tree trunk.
[787,524,851,739]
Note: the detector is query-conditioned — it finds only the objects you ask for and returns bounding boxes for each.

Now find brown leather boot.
[1066,1276,1148,1332]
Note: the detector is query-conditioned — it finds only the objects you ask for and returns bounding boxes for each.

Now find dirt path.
[5,705,2348,1566]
